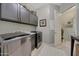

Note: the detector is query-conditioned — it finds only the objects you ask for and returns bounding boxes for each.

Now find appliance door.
[25,36,31,56]
[30,34,35,51]
[20,36,31,56]
[31,31,42,48]
[0,45,1,56]
[37,32,42,48]
[3,36,32,56]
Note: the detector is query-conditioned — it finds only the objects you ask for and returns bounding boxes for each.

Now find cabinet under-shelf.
[0,19,37,26]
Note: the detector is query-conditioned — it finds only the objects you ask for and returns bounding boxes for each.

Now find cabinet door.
[1,3,19,21]
[30,13,38,25]
[20,5,29,23]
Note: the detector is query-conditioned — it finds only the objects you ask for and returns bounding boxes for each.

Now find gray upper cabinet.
[20,5,30,23]
[29,13,35,25]
[34,16,38,25]
[1,3,19,22]
[0,3,38,26]
[30,13,38,26]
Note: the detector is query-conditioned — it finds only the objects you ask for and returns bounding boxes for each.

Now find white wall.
[54,9,61,45]
[60,3,74,13]
[0,20,36,34]
[36,4,55,44]
[36,4,50,44]
[76,4,79,36]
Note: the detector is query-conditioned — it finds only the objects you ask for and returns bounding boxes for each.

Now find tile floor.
[31,40,74,56]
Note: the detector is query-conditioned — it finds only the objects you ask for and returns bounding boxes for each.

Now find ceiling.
[26,3,48,10]
[59,3,75,13]
[22,3,75,12]
[21,3,49,11]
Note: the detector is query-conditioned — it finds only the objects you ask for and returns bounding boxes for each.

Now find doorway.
[54,6,76,55]
[60,6,76,43]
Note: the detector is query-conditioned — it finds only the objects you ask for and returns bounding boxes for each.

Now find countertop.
[0,31,33,43]
[71,35,79,41]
